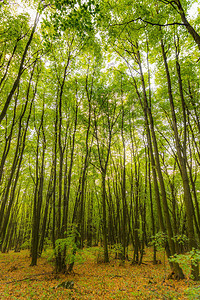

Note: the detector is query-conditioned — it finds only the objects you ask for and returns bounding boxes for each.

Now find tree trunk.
[161,38,199,280]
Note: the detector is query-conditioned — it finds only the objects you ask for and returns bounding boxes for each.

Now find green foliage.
[185,285,200,300]
[172,234,189,246]
[20,240,31,250]
[169,249,200,277]
[42,0,98,43]
[1,0,200,285]
[43,238,52,251]
[95,246,105,264]
[81,246,97,259]
[110,243,123,258]
[54,226,83,265]
[151,232,168,250]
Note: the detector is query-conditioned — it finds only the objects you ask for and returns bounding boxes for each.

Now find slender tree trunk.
[173,0,200,51]
[38,166,54,256]
[31,104,46,266]
[121,95,127,262]
[0,13,39,123]
[161,38,199,280]
[132,44,184,278]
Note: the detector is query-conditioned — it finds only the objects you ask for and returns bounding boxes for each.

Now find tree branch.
[111,17,185,28]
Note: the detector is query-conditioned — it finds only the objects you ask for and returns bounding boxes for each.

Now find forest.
[1,0,200,298]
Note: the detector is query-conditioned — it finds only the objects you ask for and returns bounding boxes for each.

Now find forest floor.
[0,247,200,299]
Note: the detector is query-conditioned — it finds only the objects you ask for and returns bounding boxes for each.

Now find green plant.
[172,234,189,246]
[43,238,52,251]
[151,232,168,250]
[95,247,104,263]
[151,232,168,279]
[20,240,31,250]
[110,243,123,259]
[54,226,84,266]
[169,249,200,278]
[81,246,96,260]
[185,285,200,299]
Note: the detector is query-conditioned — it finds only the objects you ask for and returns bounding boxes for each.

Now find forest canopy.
[1,0,200,281]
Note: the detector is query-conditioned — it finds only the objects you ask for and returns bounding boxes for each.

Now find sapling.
[151,232,168,279]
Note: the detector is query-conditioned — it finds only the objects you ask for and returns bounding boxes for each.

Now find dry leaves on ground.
[0,247,199,299]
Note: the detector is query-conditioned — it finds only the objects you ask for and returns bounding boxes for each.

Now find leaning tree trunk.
[0,12,39,123]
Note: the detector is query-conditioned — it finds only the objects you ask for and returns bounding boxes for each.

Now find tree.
[1,0,200,281]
